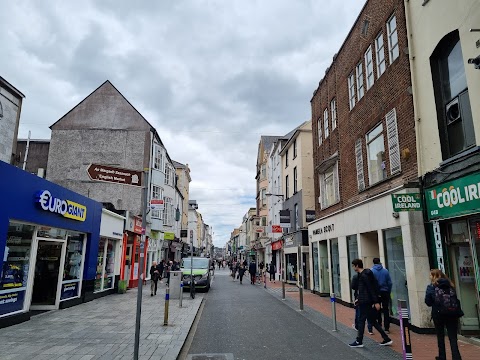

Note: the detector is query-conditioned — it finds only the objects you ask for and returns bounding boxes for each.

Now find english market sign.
[87,164,142,187]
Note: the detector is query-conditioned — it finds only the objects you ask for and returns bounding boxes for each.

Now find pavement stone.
[0,281,203,359]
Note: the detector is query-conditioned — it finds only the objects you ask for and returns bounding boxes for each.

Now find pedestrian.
[348,258,392,348]
[166,260,173,286]
[249,260,257,285]
[238,262,246,284]
[158,260,165,282]
[268,262,276,282]
[232,260,237,281]
[425,269,463,360]
[149,261,160,296]
[351,273,372,332]
[371,258,393,334]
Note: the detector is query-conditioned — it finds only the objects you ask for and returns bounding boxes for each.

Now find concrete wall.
[0,85,22,164]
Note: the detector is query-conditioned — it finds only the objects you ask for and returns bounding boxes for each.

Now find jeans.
[150,279,158,294]
[356,303,390,344]
[250,273,256,284]
[377,291,391,331]
[355,306,372,330]
[433,315,462,360]
[270,273,275,281]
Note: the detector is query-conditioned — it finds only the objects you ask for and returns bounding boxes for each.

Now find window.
[285,175,289,199]
[165,164,173,186]
[365,46,374,90]
[318,118,323,145]
[348,73,356,109]
[355,139,365,191]
[319,163,339,209]
[293,166,298,193]
[153,147,164,170]
[431,30,475,159]
[323,108,329,139]
[375,33,386,77]
[331,98,337,130]
[163,197,173,226]
[262,216,267,226]
[261,188,266,206]
[356,62,364,100]
[261,164,266,179]
[387,15,399,63]
[285,149,289,168]
[366,124,386,185]
[294,203,299,230]
[293,139,297,158]
[151,185,164,219]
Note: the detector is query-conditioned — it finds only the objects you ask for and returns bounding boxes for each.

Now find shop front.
[0,162,102,328]
[425,172,480,334]
[283,231,309,288]
[123,214,148,288]
[308,188,431,329]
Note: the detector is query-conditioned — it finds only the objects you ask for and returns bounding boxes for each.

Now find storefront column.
[120,233,127,281]
[326,238,333,296]
[338,236,350,300]
[377,229,386,265]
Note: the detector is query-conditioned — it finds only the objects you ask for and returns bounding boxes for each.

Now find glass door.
[312,242,319,291]
[31,240,66,309]
[319,241,329,293]
[331,238,341,299]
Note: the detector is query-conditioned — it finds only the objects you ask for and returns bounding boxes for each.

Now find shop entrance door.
[31,240,66,310]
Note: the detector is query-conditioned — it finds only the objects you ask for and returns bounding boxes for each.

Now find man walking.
[349,258,392,348]
[249,260,257,285]
[371,257,392,334]
[268,262,276,282]
[149,261,160,296]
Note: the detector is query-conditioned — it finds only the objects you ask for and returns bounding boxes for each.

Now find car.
[180,257,213,292]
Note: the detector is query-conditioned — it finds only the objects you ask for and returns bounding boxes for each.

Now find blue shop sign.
[0,289,26,316]
[60,282,80,300]
[35,190,87,222]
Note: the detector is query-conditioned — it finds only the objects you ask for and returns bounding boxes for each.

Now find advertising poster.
[0,289,25,316]
[60,282,79,300]
[458,246,474,283]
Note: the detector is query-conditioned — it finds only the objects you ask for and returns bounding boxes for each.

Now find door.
[319,241,329,294]
[31,240,65,309]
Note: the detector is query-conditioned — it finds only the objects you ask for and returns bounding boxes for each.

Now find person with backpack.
[371,258,393,334]
[348,258,392,348]
[425,269,463,360]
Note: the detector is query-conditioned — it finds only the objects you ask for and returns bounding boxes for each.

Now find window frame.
[387,15,399,63]
[285,175,289,199]
[151,185,164,219]
[331,98,337,130]
[365,46,374,90]
[293,139,297,159]
[356,62,364,101]
[348,73,356,110]
[323,108,329,139]
[375,33,386,78]
[293,166,298,194]
[366,123,387,185]
[285,149,289,168]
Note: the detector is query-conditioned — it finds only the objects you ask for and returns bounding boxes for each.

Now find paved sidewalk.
[265,279,479,360]
[0,281,202,360]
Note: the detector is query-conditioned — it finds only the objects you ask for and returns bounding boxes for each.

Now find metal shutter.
[355,138,365,191]
[386,108,401,174]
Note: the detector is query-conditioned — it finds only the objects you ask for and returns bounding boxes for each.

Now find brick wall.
[311,0,418,218]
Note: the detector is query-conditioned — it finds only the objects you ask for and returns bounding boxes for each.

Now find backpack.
[434,286,464,318]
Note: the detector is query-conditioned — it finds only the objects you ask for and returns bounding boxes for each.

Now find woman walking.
[238,262,246,284]
[425,269,463,360]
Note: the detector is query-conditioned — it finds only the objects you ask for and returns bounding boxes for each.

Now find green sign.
[164,232,175,240]
[391,193,422,212]
[426,172,480,220]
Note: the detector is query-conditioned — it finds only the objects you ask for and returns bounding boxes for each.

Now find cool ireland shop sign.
[426,172,480,220]
[391,193,422,212]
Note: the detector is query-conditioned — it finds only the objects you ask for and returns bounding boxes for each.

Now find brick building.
[308,0,431,329]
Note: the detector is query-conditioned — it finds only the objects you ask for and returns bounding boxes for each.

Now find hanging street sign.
[86,164,142,187]
[391,193,422,212]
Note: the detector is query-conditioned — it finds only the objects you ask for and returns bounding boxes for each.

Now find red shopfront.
[121,215,148,288]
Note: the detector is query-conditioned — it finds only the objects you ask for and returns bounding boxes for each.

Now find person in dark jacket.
[348,259,392,348]
[371,258,393,333]
[351,273,372,332]
[268,262,276,282]
[425,269,463,360]
[149,261,160,296]
[249,261,257,285]
[158,260,165,282]
[238,262,246,284]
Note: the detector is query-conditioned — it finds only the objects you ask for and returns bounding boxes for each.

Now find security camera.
[468,55,480,69]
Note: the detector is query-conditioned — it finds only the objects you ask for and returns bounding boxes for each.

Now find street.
[184,267,391,360]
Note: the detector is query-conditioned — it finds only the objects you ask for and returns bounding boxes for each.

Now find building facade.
[0,77,24,165]
[309,0,430,329]
[174,161,192,257]
[406,0,480,333]
[15,139,50,177]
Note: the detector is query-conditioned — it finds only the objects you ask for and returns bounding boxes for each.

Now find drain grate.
[187,354,234,360]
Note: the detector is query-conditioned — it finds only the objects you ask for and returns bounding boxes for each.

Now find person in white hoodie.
[371,258,393,333]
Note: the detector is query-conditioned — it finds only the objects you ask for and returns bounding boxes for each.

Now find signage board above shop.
[35,190,87,222]
[426,172,480,220]
[86,164,142,187]
[150,199,164,211]
[391,193,422,212]
[164,232,175,241]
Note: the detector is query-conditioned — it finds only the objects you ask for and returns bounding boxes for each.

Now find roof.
[172,160,186,168]
[0,76,26,99]
[260,136,283,153]
[17,138,50,143]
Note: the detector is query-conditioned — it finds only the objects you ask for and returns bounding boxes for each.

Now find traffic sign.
[150,199,164,210]
[86,163,142,187]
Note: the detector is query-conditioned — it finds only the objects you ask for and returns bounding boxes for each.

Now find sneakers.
[352,324,358,331]
[380,339,393,346]
[348,340,364,348]
[367,330,374,335]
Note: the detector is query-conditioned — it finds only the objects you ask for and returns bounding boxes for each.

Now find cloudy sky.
[1,0,365,247]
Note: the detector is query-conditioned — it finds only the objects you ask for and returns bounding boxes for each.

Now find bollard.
[282,280,286,300]
[299,286,304,311]
[331,293,337,331]
[163,286,169,326]
[398,299,413,360]
[179,283,183,308]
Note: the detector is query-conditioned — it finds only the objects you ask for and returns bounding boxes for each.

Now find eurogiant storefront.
[0,162,102,327]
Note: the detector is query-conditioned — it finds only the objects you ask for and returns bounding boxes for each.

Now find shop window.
[36,227,66,239]
[319,162,339,209]
[312,242,320,292]
[384,227,407,317]
[347,234,358,302]
[366,123,386,185]
[430,30,475,160]
[0,222,34,317]
[94,237,116,292]
[331,238,341,299]
[61,232,85,300]
[286,254,297,282]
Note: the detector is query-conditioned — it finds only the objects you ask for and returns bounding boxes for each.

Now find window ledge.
[361,171,402,192]
[439,146,480,168]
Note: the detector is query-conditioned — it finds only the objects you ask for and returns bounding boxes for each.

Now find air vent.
[446,98,460,125]
[361,19,370,36]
